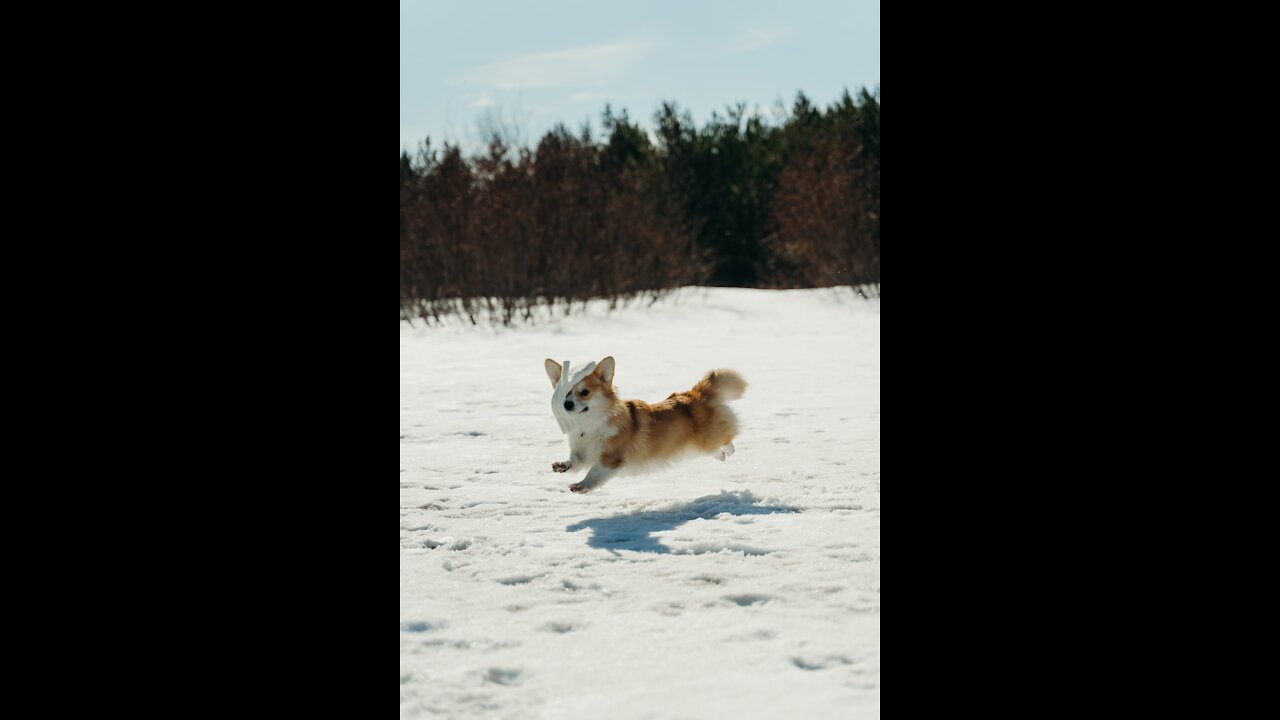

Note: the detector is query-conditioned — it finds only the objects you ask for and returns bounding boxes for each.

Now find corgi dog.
[544,356,747,493]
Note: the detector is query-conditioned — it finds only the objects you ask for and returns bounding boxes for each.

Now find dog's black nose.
[564,400,574,411]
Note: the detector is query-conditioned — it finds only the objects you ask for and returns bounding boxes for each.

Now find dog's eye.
[579,389,589,397]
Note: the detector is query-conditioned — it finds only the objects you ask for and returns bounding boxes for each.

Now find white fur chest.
[567,420,616,465]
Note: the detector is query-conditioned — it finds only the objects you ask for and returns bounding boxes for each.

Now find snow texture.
[400,287,880,719]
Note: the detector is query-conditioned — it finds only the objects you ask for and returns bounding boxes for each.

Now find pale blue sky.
[400,0,880,152]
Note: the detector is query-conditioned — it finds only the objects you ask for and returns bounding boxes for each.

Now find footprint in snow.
[690,575,725,585]
[484,668,521,686]
[791,655,854,671]
[650,600,685,616]
[724,593,774,607]
[537,621,581,633]
[496,573,543,585]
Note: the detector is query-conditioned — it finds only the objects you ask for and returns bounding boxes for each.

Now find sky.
[399,0,880,153]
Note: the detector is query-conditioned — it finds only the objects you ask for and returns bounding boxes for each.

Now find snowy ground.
[400,287,880,719]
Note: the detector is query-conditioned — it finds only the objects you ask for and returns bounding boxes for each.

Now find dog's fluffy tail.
[694,369,747,406]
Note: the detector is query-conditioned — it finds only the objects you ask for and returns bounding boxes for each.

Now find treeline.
[400,88,879,323]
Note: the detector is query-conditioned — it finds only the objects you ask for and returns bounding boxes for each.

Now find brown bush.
[400,132,701,325]
[768,125,880,289]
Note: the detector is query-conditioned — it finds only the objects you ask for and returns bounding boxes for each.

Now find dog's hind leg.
[570,464,615,494]
[715,442,736,461]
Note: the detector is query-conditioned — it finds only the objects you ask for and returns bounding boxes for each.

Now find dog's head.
[544,357,616,433]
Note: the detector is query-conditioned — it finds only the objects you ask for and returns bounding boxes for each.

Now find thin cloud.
[736,29,787,53]
[455,41,655,90]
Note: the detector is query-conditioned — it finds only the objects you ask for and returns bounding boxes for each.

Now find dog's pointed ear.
[596,356,616,385]
[545,359,563,388]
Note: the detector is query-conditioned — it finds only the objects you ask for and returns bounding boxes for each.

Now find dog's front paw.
[552,461,571,473]
[569,483,589,494]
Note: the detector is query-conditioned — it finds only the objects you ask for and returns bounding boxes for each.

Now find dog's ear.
[596,356,616,385]
[545,359,563,388]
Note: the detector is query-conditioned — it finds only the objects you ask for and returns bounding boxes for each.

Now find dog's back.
[605,369,747,470]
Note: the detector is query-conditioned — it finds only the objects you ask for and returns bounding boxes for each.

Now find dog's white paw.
[716,442,735,461]
[552,461,571,473]
[569,483,589,494]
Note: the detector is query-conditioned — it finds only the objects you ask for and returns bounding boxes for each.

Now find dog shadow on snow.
[565,490,798,554]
